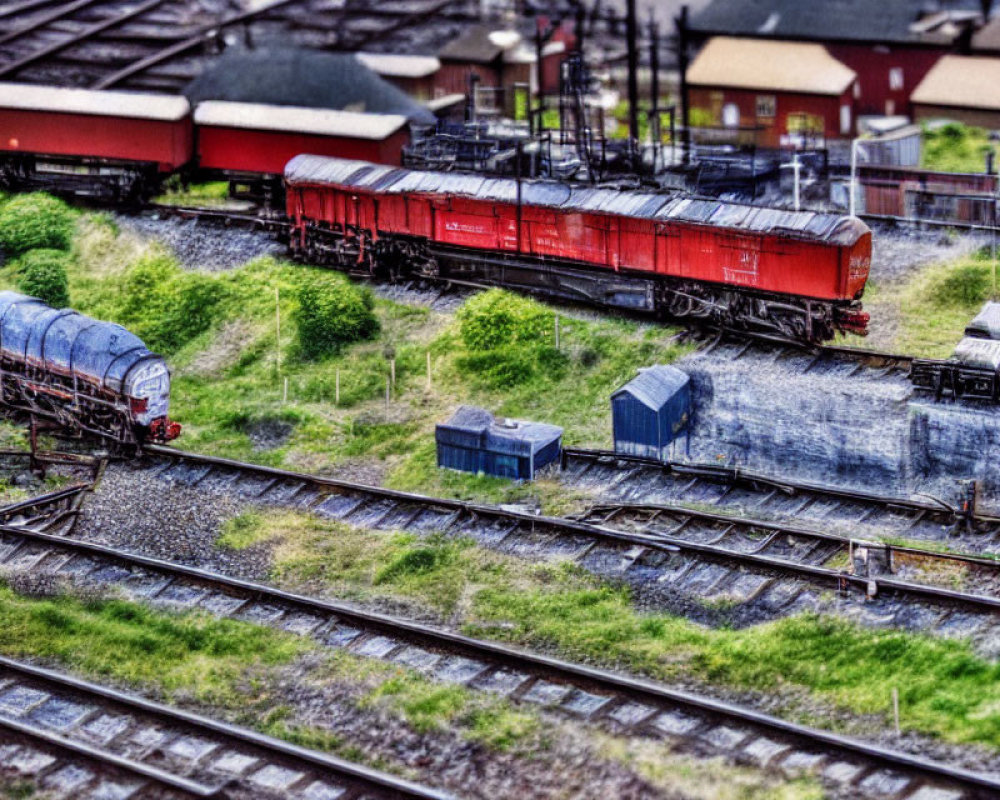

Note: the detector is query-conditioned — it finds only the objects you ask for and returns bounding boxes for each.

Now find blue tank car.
[0,291,179,445]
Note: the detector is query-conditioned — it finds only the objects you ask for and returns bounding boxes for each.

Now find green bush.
[0,194,75,258]
[117,253,229,354]
[457,289,553,351]
[293,273,379,359]
[922,123,995,173]
[453,290,567,388]
[935,261,991,306]
[13,249,70,307]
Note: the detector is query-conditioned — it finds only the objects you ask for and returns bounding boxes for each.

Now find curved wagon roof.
[285,155,870,246]
[0,291,162,393]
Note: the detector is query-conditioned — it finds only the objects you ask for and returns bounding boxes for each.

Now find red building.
[687,38,858,148]
[689,0,982,118]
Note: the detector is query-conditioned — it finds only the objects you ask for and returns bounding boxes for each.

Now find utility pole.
[625,0,640,164]
[649,13,660,166]
[674,4,691,163]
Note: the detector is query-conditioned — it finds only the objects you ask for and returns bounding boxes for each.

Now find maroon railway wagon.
[0,83,192,202]
[285,155,871,341]
[194,101,410,203]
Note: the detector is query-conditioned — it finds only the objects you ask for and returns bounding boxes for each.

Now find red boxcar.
[285,155,871,340]
[0,83,192,171]
[194,101,410,177]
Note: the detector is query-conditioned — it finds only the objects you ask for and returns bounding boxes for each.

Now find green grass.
[11,209,687,509]
[0,582,309,704]
[154,180,235,207]
[895,248,997,358]
[922,123,998,173]
[235,510,1000,750]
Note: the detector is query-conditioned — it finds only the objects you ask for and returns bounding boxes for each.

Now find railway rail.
[561,446,997,544]
[0,492,992,798]
[0,654,451,799]
[0,0,473,92]
[129,446,1000,636]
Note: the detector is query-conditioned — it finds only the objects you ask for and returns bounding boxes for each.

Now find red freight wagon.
[194,101,409,178]
[285,155,871,341]
[0,83,192,200]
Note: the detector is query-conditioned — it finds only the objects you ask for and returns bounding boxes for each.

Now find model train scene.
[3,0,1000,799]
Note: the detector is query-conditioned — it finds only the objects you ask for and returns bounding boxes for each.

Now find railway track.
[561,447,997,546]
[0,490,992,798]
[125,446,1000,638]
[0,0,474,91]
[0,654,451,799]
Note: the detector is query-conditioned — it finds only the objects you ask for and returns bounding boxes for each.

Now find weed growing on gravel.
[242,509,1000,750]
[0,582,310,703]
[896,248,997,357]
[599,736,824,800]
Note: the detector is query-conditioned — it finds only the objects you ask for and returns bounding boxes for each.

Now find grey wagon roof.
[285,154,868,245]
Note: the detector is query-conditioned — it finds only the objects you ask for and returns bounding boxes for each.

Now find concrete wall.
[681,351,1000,509]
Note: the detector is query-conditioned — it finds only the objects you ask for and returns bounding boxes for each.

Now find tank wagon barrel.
[0,291,179,445]
[283,155,872,343]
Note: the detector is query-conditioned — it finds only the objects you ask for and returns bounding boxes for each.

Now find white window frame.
[756,94,776,119]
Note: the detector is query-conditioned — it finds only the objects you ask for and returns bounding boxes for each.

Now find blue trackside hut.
[436,406,563,481]
[611,365,691,461]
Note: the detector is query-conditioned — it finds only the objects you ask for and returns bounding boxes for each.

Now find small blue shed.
[611,365,691,461]
[436,406,563,481]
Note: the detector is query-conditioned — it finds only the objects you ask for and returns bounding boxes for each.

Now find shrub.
[457,289,553,351]
[934,261,991,307]
[293,273,379,359]
[0,194,75,257]
[117,253,229,354]
[13,249,70,307]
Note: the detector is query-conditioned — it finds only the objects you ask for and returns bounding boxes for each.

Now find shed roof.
[184,47,435,125]
[689,0,977,45]
[972,17,1000,52]
[355,52,441,79]
[194,101,407,140]
[687,37,856,96]
[911,55,1000,111]
[612,365,690,411]
[285,154,869,246]
[439,405,562,455]
[0,83,189,121]
[438,25,506,63]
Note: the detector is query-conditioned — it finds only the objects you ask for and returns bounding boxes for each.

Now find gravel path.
[116,214,285,271]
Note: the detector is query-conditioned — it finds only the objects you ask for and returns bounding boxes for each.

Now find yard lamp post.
[849,136,868,218]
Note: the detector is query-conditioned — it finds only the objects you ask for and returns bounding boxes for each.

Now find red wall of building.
[435,62,501,97]
[0,109,193,171]
[688,85,855,147]
[197,126,409,175]
[825,43,943,117]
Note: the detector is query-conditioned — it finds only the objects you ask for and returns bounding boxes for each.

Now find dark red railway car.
[0,83,192,200]
[285,156,871,341]
[195,101,409,178]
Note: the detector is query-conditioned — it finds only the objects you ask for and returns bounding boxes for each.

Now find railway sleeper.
[0,525,986,800]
